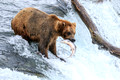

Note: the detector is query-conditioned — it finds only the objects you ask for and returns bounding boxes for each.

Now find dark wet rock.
[42,0,71,17]
[0,35,51,79]
[0,32,53,79]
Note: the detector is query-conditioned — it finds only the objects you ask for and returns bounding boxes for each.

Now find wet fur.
[11,7,76,59]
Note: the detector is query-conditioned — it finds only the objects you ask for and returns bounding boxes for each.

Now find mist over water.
[0,0,120,80]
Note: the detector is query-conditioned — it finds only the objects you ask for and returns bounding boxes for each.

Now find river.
[0,0,120,80]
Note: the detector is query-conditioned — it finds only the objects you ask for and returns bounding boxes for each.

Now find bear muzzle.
[68,38,76,43]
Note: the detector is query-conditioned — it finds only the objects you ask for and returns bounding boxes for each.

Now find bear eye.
[67,32,71,35]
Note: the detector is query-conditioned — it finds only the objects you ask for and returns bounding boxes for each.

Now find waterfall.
[0,0,120,80]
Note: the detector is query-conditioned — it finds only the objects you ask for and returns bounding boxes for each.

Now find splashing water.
[0,0,120,80]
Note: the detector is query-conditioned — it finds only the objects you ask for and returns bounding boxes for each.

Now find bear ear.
[72,23,76,27]
[62,22,66,27]
[58,21,65,27]
[55,21,63,32]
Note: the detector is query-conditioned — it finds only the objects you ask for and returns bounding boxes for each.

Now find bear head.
[56,20,76,42]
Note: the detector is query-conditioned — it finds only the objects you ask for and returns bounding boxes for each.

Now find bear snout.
[69,38,76,43]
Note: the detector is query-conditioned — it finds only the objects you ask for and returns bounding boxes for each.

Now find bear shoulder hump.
[49,14,59,20]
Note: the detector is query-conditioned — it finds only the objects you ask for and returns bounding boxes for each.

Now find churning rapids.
[0,0,120,80]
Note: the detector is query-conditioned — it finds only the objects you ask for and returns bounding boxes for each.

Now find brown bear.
[11,7,76,60]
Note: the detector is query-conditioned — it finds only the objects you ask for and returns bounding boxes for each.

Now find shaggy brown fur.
[11,7,76,60]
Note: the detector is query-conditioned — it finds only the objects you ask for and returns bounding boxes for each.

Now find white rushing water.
[0,0,120,80]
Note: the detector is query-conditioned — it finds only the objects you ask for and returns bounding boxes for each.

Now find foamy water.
[0,0,120,80]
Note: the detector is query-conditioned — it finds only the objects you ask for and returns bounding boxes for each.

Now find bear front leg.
[49,41,57,56]
[38,43,49,58]
[49,41,66,62]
